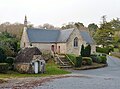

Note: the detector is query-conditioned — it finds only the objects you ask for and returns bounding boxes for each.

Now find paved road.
[36,56,120,89]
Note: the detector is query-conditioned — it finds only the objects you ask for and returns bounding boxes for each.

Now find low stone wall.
[14,63,34,73]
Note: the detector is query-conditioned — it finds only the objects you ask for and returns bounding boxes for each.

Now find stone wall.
[66,29,85,55]
[20,27,30,48]
[56,43,66,54]
[14,63,34,73]
[32,43,54,51]
[32,42,66,54]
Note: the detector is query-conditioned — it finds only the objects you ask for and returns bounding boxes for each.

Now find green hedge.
[81,44,91,57]
[96,46,113,54]
[82,57,92,65]
[90,54,98,62]
[0,63,9,73]
[100,56,107,64]
[90,54,107,64]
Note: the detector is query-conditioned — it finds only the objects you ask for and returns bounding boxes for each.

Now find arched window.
[74,37,78,47]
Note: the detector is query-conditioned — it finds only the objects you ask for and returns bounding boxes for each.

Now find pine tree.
[81,44,84,56]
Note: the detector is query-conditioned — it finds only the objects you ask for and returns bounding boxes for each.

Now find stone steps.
[56,54,72,68]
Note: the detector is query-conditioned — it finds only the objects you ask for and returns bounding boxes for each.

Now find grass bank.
[110,52,120,58]
[0,59,70,78]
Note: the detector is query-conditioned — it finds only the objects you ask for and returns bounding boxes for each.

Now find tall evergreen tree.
[81,44,84,56]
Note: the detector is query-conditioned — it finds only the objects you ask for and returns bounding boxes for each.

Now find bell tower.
[24,15,27,27]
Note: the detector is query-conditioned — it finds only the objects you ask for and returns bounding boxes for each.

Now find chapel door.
[51,45,54,52]
[58,46,60,53]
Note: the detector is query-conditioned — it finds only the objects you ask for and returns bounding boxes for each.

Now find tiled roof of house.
[26,28,95,44]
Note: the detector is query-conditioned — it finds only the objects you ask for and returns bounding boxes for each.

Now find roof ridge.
[27,27,60,31]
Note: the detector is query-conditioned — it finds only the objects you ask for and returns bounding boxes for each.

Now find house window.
[74,37,78,47]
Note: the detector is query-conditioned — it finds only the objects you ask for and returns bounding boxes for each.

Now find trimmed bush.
[90,54,98,62]
[0,63,9,73]
[82,57,92,65]
[75,56,82,67]
[84,44,91,57]
[90,53,107,64]
[80,44,91,57]
[100,56,107,64]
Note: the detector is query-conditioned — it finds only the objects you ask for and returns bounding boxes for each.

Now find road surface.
[35,56,120,89]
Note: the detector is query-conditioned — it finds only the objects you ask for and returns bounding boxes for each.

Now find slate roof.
[57,29,74,42]
[27,28,74,43]
[26,28,94,44]
[80,31,95,44]
[27,28,60,43]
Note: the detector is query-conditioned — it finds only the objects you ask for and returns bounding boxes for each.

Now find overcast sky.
[0,0,119,27]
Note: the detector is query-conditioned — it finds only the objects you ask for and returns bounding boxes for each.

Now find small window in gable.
[74,37,78,47]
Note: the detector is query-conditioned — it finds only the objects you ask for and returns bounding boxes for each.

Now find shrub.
[5,57,14,65]
[90,54,98,62]
[100,56,107,64]
[96,46,114,54]
[82,57,92,65]
[81,44,91,57]
[85,44,91,57]
[66,54,76,64]
[96,47,108,54]
[0,63,9,73]
[75,56,82,67]
[0,47,7,63]
[96,56,103,63]
[81,44,84,57]
[90,53,107,64]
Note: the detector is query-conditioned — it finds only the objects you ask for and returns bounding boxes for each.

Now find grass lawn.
[0,59,71,78]
[110,52,120,58]
[114,48,119,52]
